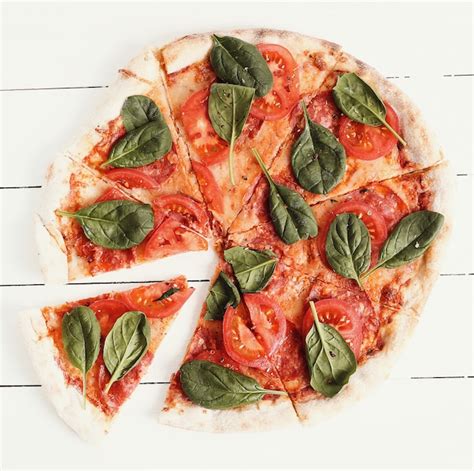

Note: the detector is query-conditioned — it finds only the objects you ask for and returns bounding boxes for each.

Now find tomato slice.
[106,169,159,189]
[306,91,340,133]
[89,299,131,334]
[124,283,194,319]
[181,89,228,165]
[191,160,224,213]
[250,44,299,121]
[222,303,269,368]
[301,299,363,359]
[243,293,287,356]
[338,102,400,160]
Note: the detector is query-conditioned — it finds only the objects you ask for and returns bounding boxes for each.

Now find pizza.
[20,277,194,440]
[27,29,451,436]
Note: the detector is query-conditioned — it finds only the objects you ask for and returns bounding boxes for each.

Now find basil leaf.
[155,287,179,302]
[291,102,346,194]
[253,148,318,245]
[210,35,273,97]
[208,83,254,185]
[102,120,172,168]
[332,73,406,145]
[325,213,371,287]
[121,95,163,131]
[305,301,356,398]
[224,246,278,293]
[57,200,154,250]
[103,311,150,393]
[180,360,285,409]
[62,306,100,407]
[204,272,241,321]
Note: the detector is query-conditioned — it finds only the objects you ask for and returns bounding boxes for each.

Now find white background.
[1,1,473,469]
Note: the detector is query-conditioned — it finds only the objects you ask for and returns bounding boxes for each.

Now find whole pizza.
[21,29,451,440]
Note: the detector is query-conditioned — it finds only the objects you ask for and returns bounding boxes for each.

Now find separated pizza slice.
[19,277,194,441]
[229,51,444,235]
[158,29,342,236]
[36,157,208,283]
[159,264,299,432]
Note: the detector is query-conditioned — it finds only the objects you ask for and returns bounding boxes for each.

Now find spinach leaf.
[291,102,346,194]
[102,120,172,168]
[325,213,371,287]
[305,301,356,397]
[121,95,163,131]
[103,311,150,393]
[62,306,100,407]
[210,35,273,97]
[362,210,444,279]
[332,73,406,145]
[224,246,278,293]
[253,148,318,245]
[180,360,286,409]
[155,287,180,302]
[57,200,154,250]
[204,272,241,321]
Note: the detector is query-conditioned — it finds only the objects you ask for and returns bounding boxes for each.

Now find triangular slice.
[19,277,194,440]
[158,29,342,236]
[36,157,207,283]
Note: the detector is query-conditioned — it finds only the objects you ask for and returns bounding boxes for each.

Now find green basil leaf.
[102,120,172,168]
[208,83,254,185]
[374,210,444,270]
[224,246,278,293]
[305,301,356,398]
[253,148,318,245]
[62,306,100,406]
[291,102,346,194]
[121,95,164,131]
[332,73,406,145]
[103,311,150,393]
[57,200,154,250]
[210,35,273,97]
[204,272,241,321]
[155,287,180,302]
[180,360,285,409]
[325,213,371,287]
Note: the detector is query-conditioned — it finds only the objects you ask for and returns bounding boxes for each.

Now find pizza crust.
[19,308,111,441]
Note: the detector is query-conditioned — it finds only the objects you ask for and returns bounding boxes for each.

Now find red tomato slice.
[250,44,299,121]
[106,169,159,189]
[223,303,268,369]
[301,299,363,359]
[243,293,287,356]
[89,299,131,334]
[306,91,340,133]
[152,194,207,231]
[143,217,190,260]
[124,283,194,319]
[317,200,388,268]
[181,89,228,165]
[191,161,224,213]
[338,102,400,160]
[94,188,129,203]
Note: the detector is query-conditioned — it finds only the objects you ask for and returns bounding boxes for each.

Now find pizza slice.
[158,29,342,236]
[19,277,194,440]
[36,157,207,282]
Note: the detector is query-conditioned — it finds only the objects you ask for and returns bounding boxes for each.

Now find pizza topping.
[121,95,164,132]
[210,35,273,97]
[191,160,224,213]
[89,299,131,334]
[332,72,406,145]
[103,311,150,393]
[253,148,318,245]
[304,301,357,397]
[204,272,241,321]
[179,360,285,410]
[291,102,346,194]
[124,283,194,318]
[306,91,340,133]
[224,246,278,293]
[181,88,228,165]
[208,83,255,185]
[140,154,176,185]
[94,187,130,203]
[61,306,100,407]
[58,200,154,250]
[106,169,160,189]
[194,349,241,372]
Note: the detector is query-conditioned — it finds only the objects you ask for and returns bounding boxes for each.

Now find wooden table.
[1,2,472,469]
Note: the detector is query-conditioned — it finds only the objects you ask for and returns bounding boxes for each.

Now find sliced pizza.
[19,277,194,440]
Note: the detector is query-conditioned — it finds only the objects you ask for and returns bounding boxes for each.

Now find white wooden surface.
[1,2,472,469]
